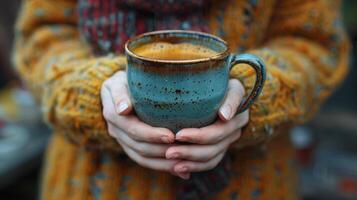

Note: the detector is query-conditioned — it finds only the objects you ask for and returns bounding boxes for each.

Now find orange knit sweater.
[13,0,349,199]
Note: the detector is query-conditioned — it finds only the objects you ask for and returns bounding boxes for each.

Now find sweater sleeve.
[13,0,125,152]
[230,0,350,149]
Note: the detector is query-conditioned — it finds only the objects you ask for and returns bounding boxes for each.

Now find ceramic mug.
[125,30,266,133]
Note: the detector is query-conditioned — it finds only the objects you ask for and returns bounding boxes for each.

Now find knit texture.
[78,0,210,54]
[78,1,230,199]
[13,0,350,199]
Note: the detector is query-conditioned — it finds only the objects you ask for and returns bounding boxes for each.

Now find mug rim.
[124,30,230,64]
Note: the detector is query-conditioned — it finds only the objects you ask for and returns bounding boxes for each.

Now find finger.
[218,79,245,121]
[119,140,179,172]
[101,83,116,117]
[102,95,175,144]
[173,151,226,173]
[175,110,248,144]
[167,130,240,162]
[108,123,170,157]
[103,71,132,115]
[113,115,175,144]
[176,172,191,180]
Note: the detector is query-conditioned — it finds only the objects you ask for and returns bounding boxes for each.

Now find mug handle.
[229,53,266,114]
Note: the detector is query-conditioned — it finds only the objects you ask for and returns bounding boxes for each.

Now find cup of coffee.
[125,30,266,132]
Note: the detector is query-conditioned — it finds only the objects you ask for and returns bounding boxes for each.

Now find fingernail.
[168,153,180,159]
[175,131,188,142]
[220,105,232,120]
[177,166,188,173]
[161,136,172,144]
[175,131,183,138]
[117,101,129,114]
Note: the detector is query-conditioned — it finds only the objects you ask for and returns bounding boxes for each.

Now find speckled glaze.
[125,30,266,132]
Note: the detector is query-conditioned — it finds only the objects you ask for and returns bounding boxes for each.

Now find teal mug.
[125,30,266,133]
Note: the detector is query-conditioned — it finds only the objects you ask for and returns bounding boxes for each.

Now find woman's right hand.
[101,71,190,179]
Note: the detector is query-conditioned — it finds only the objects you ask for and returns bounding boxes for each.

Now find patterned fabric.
[175,155,232,200]
[77,0,210,55]
[78,1,228,199]
[13,0,350,199]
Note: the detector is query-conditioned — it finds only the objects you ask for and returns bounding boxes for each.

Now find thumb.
[105,71,133,115]
[218,79,245,121]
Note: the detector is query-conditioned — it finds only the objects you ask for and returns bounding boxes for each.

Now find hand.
[165,79,249,177]
[101,71,183,176]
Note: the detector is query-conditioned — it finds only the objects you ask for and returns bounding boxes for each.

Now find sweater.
[13,0,350,199]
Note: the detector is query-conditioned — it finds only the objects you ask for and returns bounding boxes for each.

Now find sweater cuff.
[228,49,296,150]
[43,54,127,152]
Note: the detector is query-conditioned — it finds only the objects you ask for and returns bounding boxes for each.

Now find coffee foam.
[132,42,219,60]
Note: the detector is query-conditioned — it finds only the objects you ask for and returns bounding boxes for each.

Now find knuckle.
[136,143,150,156]
[216,132,224,141]
[127,126,141,140]
[209,127,225,143]
[145,131,158,142]
[157,128,170,137]
[103,108,115,120]
[218,130,227,140]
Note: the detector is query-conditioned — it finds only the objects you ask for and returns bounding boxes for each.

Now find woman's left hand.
[165,79,249,179]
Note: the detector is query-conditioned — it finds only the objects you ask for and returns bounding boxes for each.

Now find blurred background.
[0,1,356,200]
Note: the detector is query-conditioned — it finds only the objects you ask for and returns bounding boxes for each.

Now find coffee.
[132,42,219,60]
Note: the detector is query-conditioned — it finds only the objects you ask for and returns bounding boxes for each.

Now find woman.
[13,0,349,199]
